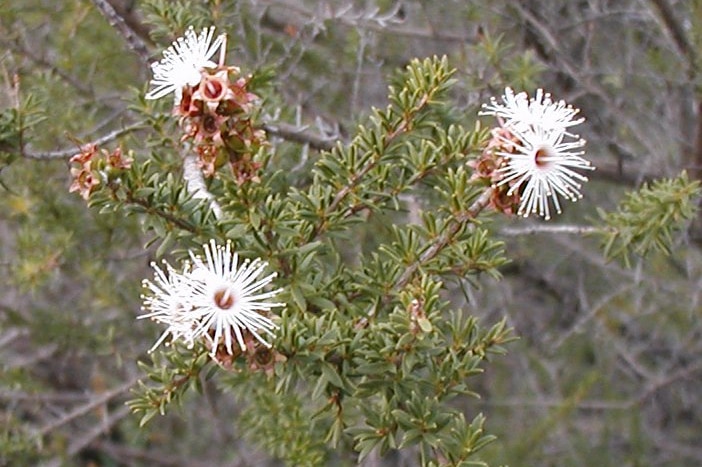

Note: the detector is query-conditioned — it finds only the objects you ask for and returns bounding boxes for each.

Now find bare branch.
[24,122,145,160]
[90,0,151,67]
[0,37,93,96]
[262,121,336,151]
[636,360,702,404]
[89,439,226,467]
[482,397,629,411]
[183,151,222,218]
[0,389,91,403]
[501,224,600,236]
[551,283,637,351]
[66,406,131,456]
[41,406,133,467]
[648,427,702,462]
[36,376,139,437]
[648,0,696,75]
[260,0,476,43]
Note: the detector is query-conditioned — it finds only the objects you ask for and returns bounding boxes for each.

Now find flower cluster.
[69,144,132,200]
[139,240,284,367]
[468,127,521,215]
[146,26,265,183]
[478,87,594,220]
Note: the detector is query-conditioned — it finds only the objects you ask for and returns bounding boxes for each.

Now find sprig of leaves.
[597,171,700,266]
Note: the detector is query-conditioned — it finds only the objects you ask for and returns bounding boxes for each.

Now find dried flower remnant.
[408,298,433,335]
[106,146,132,170]
[176,67,264,181]
[468,128,520,216]
[68,144,100,200]
[68,144,133,200]
[70,143,98,166]
[479,88,594,220]
[138,241,284,362]
[209,330,286,373]
[69,169,100,201]
[145,25,266,182]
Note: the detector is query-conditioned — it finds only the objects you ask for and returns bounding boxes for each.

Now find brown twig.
[262,122,336,151]
[124,192,203,235]
[66,406,130,456]
[89,439,217,467]
[90,0,151,67]
[24,122,144,160]
[0,37,93,96]
[391,186,494,293]
[309,95,432,241]
[648,0,696,75]
[36,376,139,437]
[260,0,477,44]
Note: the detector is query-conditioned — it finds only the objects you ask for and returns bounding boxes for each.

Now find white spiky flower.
[139,241,284,356]
[480,87,584,134]
[493,125,593,220]
[139,260,197,351]
[481,88,594,220]
[145,26,226,103]
[187,240,283,355]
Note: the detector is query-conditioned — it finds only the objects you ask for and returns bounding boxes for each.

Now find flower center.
[533,145,553,168]
[255,347,273,365]
[214,287,235,309]
[202,114,218,134]
[476,157,497,176]
[200,76,226,101]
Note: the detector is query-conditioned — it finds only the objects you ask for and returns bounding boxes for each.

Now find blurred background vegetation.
[1,0,701,465]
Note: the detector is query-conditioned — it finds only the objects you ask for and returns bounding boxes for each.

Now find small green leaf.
[418,317,433,333]
[290,285,307,311]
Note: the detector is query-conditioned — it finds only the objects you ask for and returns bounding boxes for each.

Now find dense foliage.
[1,1,701,466]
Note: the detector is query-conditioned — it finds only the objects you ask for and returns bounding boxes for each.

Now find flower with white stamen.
[493,124,592,220]
[139,260,197,351]
[480,88,594,220]
[480,87,584,134]
[187,240,283,355]
[139,241,284,357]
[146,26,226,104]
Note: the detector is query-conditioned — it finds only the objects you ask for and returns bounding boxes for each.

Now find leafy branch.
[598,171,701,265]
[304,56,456,242]
[127,346,211,427]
